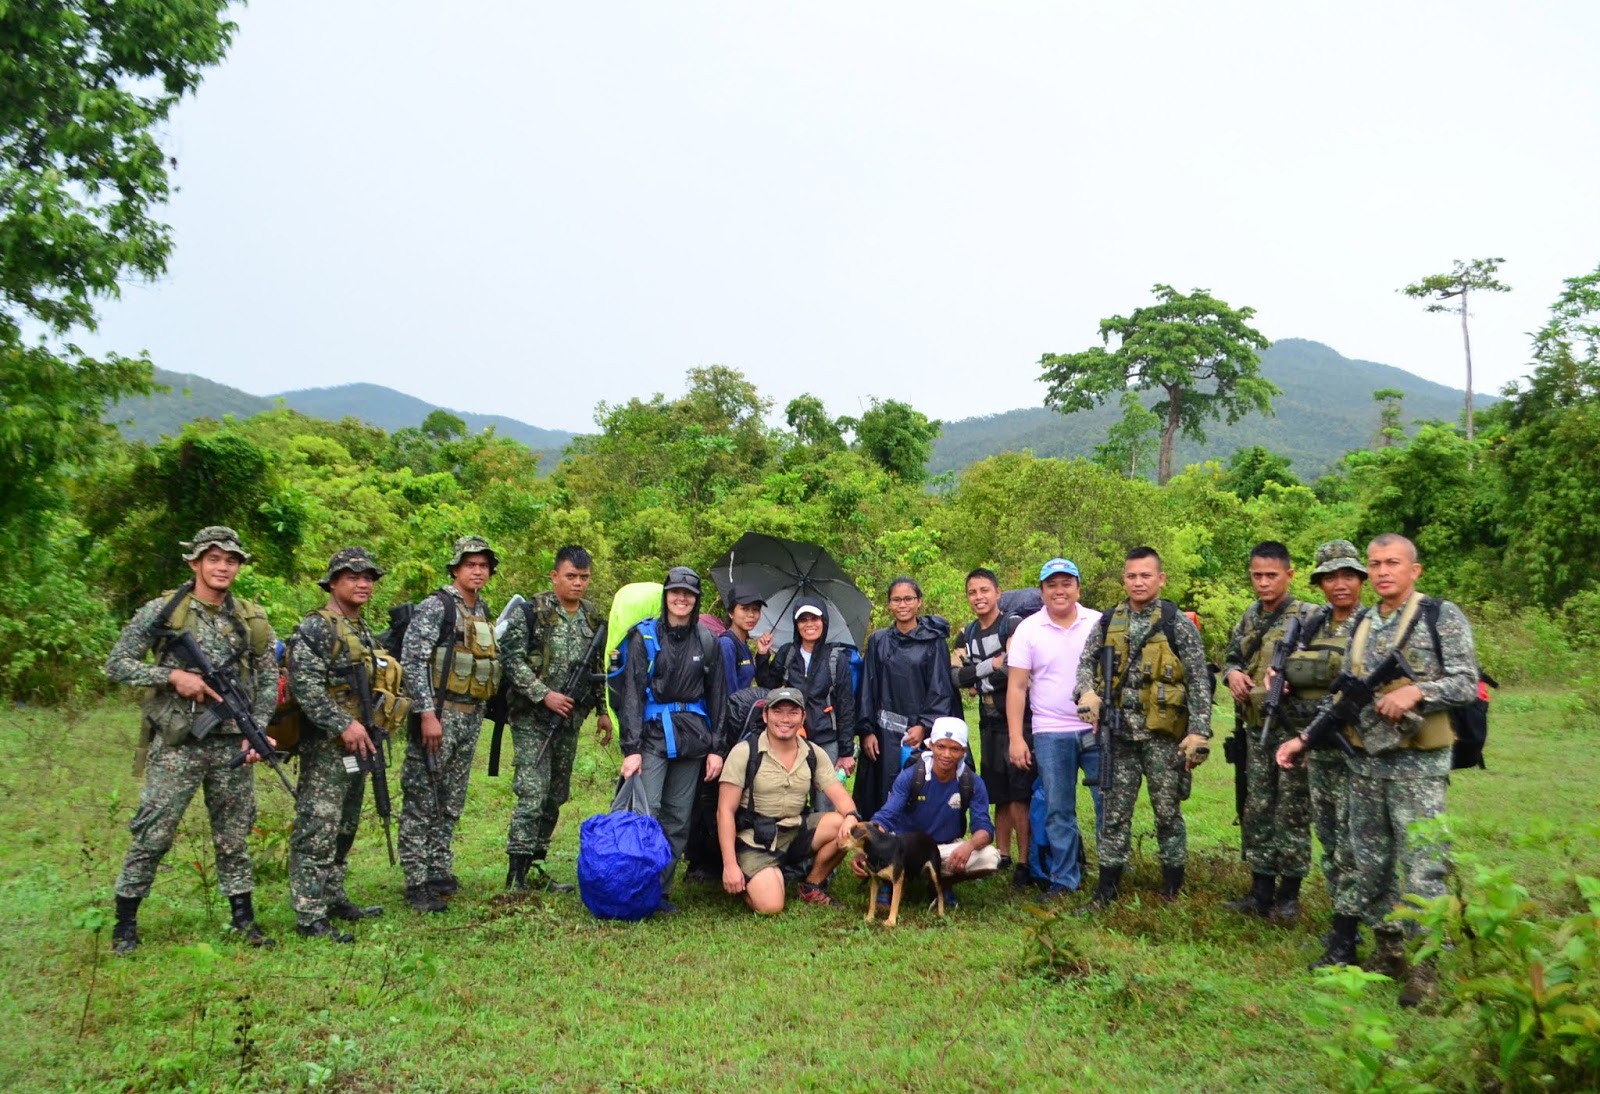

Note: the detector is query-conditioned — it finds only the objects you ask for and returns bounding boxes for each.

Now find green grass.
[1,692,1595,1092]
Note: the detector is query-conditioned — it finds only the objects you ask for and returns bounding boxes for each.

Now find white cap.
[927,717,969,749]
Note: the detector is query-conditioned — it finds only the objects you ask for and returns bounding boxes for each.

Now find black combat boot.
[327,899,383,920]
[1270,876,1303,922]
[295,919,354,944]
[1225,873,1276,917]
[1310,914,1361,970]
[529,861,576,894]
[406,885,448,914]
[428,874,460,898]
[1079,865,1124,914]
[1159,865,1185,902]
[112,895,141,956]
[507,853,534,890]
[227,893,275,948]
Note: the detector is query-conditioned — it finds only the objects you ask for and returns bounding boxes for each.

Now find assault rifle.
[1297,650,1421,756]
[353,662,397,866]
[487,621,609,776]
[1256,616,1303,749]
[1086,646,1122,793]
[161,630,298,798]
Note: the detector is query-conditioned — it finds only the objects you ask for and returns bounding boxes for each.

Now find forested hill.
[931,339,1495,477]
[109,372,576,452]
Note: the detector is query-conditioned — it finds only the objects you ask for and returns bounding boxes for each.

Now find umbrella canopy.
[711,532,872,649]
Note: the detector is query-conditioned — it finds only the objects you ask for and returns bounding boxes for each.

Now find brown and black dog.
[846,821,944,927]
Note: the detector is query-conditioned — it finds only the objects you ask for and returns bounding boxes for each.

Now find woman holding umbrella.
[854,577,960,821]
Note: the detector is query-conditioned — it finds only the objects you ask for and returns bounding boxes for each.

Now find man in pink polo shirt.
[1004,558,1104,898]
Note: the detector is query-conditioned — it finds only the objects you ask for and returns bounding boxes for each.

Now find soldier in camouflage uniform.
[104,527,280,955]
[1280,534,1479,1007]
[499,545,612,892]
[286,548,395,942]
[1074,546,1214,907]
[1291,542,1368,936]
[398,535,501,912]
[1220,542,1322,921]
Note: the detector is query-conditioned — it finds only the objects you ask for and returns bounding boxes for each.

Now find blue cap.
[1039,558,1080,582]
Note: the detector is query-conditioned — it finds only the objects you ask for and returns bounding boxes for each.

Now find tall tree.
[849,398,941,483]
[1,1,238,536]
[1400,257,1511,442]
[1039,284,1274,484]
[1373,387,1406,448]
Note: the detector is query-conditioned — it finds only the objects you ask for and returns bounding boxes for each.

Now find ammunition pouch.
[433,646,501,701]
[1139,644,1189,739]
[142,690,200,747]
[368,652,411,730]
[1285,647,1340,693]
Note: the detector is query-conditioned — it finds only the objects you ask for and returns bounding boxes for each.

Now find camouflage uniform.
[105,539,278,902]
[1222,598,1320,879]
[1076,602,1213,870]
[286,549,389,928]
[1334,593,1478,931]
[500,592,605,859]
[398,584,494,891]
[1297,612,1361,908]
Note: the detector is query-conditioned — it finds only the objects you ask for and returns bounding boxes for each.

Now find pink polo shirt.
[1008,605,1103,734]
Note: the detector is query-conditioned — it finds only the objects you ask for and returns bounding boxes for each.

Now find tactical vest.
[1102,600,1188,739]
[1344,593,1453,752]
[526,593,604,679]
[141,587,272,748]
[430,598,502,702]
[1282,608,1359,701]
[308,608,412,732]
[1243,599,1311,724]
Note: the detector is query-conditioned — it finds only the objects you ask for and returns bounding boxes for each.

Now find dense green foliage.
[7,265,1600,700]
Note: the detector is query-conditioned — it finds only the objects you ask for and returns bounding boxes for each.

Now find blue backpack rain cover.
[579,775,675,921]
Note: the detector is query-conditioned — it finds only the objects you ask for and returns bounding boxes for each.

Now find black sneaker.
[1012,864,1036,891]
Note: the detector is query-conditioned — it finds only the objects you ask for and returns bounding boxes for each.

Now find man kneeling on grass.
[717,687,859,913]
[851,717,999,910]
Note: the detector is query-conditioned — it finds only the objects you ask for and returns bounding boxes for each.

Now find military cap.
[180,526,251,562]
[318,546,385,591]
[447,535,499,573]
[1310,539,1367,580]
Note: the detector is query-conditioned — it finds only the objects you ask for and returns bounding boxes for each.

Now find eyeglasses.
[889,596,920,605]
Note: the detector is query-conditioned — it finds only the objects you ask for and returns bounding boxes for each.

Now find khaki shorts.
[736,813,824,880]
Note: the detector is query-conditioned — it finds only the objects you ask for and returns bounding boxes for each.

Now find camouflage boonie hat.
[318,546,385,591]
[1310,539,1367,580]
[180,526,251,562]
[447,535,498,573]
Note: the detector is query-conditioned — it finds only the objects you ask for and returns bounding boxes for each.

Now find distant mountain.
[273,383,576,451]
[930,339,1493,478]
[110,371,576,455]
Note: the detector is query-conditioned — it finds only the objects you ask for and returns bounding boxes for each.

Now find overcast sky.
[86,1,1600,434]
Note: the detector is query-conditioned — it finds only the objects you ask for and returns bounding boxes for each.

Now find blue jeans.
[1033,732,1103,891]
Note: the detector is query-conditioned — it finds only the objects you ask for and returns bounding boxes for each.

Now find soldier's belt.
[441,698,482,715]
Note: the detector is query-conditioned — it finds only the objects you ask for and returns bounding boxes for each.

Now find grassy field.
[1,692,1595,1092]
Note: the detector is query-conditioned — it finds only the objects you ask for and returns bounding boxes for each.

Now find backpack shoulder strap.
[150,583,195,658]
[1421,596,1445,665]
[959,764,975,818]
[1158,599,1181,650]
[910,756,927,801]
[432,589,457,646]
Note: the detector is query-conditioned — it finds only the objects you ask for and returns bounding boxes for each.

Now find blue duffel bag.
[578,774,675,921]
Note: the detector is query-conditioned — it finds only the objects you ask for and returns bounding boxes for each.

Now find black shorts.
[979,719,1034,805]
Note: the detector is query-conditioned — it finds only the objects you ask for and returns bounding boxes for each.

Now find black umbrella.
[711,532,873,649]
